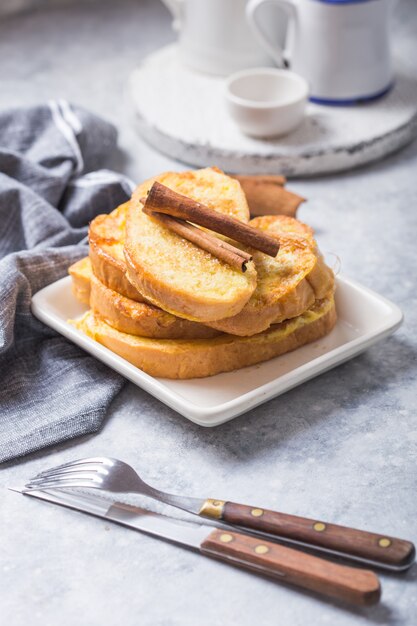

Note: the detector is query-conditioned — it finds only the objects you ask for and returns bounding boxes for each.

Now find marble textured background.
[0,1,416,625]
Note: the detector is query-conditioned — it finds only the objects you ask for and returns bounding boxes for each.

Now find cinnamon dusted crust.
[208,216,335,336]
[89,273,220,340]
[89,168,257,321]
[88,202,145,302]
[69,256,220,340]
[73,295,337,380]
[124,168,258,323]
[253,215,335,301]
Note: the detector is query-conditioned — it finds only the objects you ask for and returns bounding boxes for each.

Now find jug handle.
[246,0,297,68]
[160,0,184,31]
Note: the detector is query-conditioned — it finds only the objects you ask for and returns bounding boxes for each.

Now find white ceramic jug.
[247,0,397,103]
[161,0,287,76]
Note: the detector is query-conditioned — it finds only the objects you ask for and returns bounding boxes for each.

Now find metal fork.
[25,456,416,571]
[26,457,205,514]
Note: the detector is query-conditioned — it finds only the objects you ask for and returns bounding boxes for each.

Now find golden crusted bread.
[74,294,336,379]
[124,168,257,323]
[251,215,314,239]
[89,273,220,340]
[68,257,91,305]
[89,202,145,302]
[208,216,335,336]
[69,255,219,339]
[253,214,335,299]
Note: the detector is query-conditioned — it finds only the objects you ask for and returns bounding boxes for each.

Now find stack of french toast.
[69,167,336,379]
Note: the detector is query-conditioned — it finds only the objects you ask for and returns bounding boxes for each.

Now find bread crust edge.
[75,297,337,379]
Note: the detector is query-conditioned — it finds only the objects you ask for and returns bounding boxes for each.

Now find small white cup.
[225,68,308,138]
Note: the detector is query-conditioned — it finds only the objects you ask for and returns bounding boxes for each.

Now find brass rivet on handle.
[378,538,391,548]
[313,522,326,532]
[251,508,264,517]
[220,533,234,543]
[212,501,223,507]
[255,545,269,555]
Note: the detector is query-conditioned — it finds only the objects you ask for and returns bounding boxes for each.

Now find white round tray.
[129,45,417,177]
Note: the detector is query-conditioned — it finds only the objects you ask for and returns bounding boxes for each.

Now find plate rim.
[31,275,403,427]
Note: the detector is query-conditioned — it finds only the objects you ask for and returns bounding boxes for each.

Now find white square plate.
[31,275,402,427]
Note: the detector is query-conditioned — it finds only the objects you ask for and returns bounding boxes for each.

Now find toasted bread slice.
[124,168,257,323]
[252,215,335,299]
[251,215,314,239]
[69,257,91,305]
[207,216,335,337]
[89,202,145,302]
[74,295,336,379]
[69,256,220,339]
[90,273,220,340]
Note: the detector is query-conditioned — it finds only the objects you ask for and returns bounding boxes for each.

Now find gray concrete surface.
[1,1,416,625]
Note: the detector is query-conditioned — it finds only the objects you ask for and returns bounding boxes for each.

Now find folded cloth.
[0,101,132,463]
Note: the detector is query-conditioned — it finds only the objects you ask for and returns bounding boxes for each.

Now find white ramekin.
[225,68,309,138]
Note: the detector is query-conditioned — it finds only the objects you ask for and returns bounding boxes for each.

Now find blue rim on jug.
[309,82,393,105]
[313,0,381,4]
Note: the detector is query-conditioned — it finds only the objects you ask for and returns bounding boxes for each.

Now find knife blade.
[10,486,209,548]
[9,486,381,606]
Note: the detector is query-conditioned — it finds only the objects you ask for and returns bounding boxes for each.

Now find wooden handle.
[201,529,380,606]
[221,502,415,569]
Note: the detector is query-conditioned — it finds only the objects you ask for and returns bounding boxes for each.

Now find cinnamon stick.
[143,182,279,258]
[143,208,253,272]
[233,175,305,218]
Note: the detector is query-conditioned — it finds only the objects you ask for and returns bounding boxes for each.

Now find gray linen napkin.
[0,100,133,463]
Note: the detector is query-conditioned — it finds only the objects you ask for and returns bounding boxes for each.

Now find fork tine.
[35,457,111,477]
[25,479,102,491]
[27,476,100,487]
[32,464,106,480]
[28,470,101,485]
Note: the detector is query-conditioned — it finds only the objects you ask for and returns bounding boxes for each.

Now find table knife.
[10,486,380,607]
